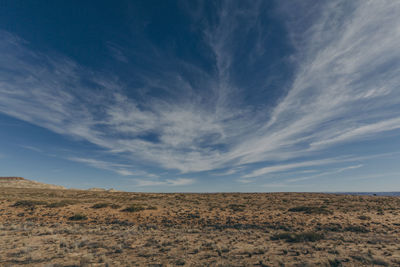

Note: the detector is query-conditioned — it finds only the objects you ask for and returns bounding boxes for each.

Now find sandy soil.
[0,188,399,266]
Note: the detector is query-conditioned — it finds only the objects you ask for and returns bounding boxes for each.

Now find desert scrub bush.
[328,258,342,267]
[344,225,369,233]
[122,204,145,212]
[46,200,76,208]
[68,213,88,221]
[271,231,324,242]
[91,203,109,209]
[358,215,371,220]
[351,255,389,266]
[371,257,390,266]
[174,259,186,265]
[227,204,246,212]
[316,223,343,232]
[121,204,155,212]
[288,206,332,214]
[12,200,47,207]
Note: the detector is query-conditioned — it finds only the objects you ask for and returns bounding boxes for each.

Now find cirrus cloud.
[0,0,399,186]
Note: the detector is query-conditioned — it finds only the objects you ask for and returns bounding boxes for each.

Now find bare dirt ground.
[0,188,399,266]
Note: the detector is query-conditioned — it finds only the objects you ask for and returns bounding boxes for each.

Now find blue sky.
[0,0,400,192]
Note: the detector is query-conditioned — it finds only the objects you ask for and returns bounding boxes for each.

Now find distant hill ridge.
[88,187,120,192]
[0,177,121,192]
[0,176,66,190]
[0,176,25,181]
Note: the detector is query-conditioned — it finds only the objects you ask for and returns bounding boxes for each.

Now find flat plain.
[1,187,400,266]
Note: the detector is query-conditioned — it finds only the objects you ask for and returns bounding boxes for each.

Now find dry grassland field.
[1,187,400,266]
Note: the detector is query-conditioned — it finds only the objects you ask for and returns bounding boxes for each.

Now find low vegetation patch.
[345,225,369,233]
[68,213,88,221]
[328,259,342,267]
[358,215,371,220]
[122,204,145,212]
[12,200,47,207]
[317,223,343,232]
[351,255,389,266]
[91,203,120,209]
[288,206,332,214]
[271,231,324,242]
[46,200,76,208]
[121,204,157,212]
[91,203,110,209]
[227,204,246,212]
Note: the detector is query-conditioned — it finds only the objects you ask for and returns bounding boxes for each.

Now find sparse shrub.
[328,258,342,267]
[46,200,75,208]
[69,213,88,221]
[227,204,246,212]
[371,257,389,266]
[175,195,185,200]
[271,231,324,242]
[344,225,369,233]
[317,223,343,232]
[91,203,109,209]
[351,255,371,264]
[174,259,186,265]
[358,215,371,220]
[80,255,92,267]
[122,204,145,212]
[288,206,332,214]
[12,200,47,207]
[120,203,156,212]
[251,247,266,255]
[110,204,121,209]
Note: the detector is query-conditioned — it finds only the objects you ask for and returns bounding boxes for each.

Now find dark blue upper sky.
[1,0,400,191]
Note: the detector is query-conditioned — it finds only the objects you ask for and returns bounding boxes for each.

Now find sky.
[0,0,400,192]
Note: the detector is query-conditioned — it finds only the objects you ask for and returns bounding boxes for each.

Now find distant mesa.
[0,176,66,190]
[0,177,122,192]
[0,176,25,181]
[107,188,119,193]
[88,187,121,193]
[88,187,107,191]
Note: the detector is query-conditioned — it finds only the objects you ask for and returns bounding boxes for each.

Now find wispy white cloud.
[243,157,344,178]
[68,157,129,169]
[115,169,135,176]
[232,0,400,171]
[0,0,399,183]
[107,42,129,63]
[286,164,363,183]
[134,178,195,187]
[262,183,304,188]
[67,157,155,177]
[345,172,400,181]
[310,117,400,148]
[243,151,398,179]
[262,164,363,187]
[236,178,253,184]
[20,145,42,153]
[213,166,245,176]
